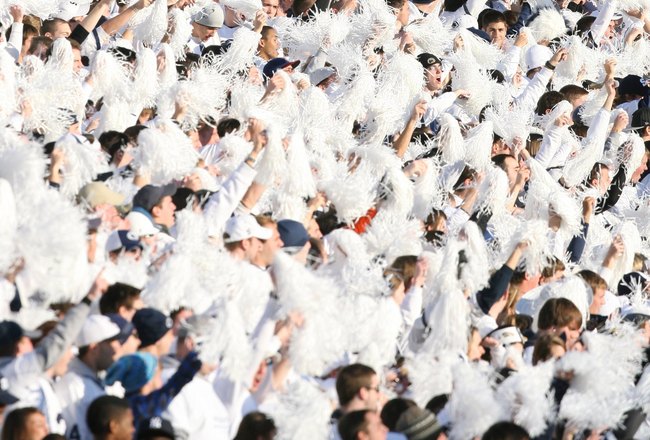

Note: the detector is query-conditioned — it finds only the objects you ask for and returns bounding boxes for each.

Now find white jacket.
[54,358,106,440]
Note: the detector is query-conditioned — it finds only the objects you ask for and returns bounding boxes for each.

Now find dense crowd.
[1,0,650,439]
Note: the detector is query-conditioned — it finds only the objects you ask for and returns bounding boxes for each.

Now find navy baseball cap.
[277,219,309,249]
[132,184,177,212]
[417,53,442,69]
[105,230,143,253]
[137,416,175,439]
[132,308,173,348]
[262,58,300,79]
[106,314,136,345]
[0,321,42,348]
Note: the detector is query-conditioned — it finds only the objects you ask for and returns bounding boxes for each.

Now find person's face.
[97,339,121,371]
[631,152,649,183]
[425,63,444,91]
[51,22,72,39]
[156,329,175,357]
[121,333,141,356]
[467,330,485,361]
[500,156,518,187]
[590,288,606,315]
[360,412,389,440]
[555,325,581,349]
[243,236,264,262]
[112,408,135,440]
[152,196,176,228]
[22,34,34,54]
[395,1,409,27]
[484,21,507,48]
[263,0,279,18]
[596,166,611,194]
[259,29,280,59]
[360,374,383,412]
[258,225,283,267]
[25,411,49,440]
[193,22,216,42]
[72,48,83,74]
[491,139,510,156]
[16,336,34,356]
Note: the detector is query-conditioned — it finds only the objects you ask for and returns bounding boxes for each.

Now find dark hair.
[336,364,376,407]
[480,9,507,29]
[443,0,465,12]
[123,125,148,144]
[537,298,582,331]
[388,256,418,291]
[260,25,275,39]
[40,18,68,36]
[386,0,406,9]
[425,394,449,415]
[453,165,478,191]
[535,91,565,116]
[574,16,596,37]
[491,154,516,170]
[587,162,610,187]
[99,131,130,161]
[482,422,530,440]
[99,283,142,315]
[1,407,43,440]
[86,396,131,436]
[42,435,67,440]
[338,410,371,440]
[577,269,607,292]
[532,333,566,365]
[234,411,276,440]
[292,0,317,15]
[380,398,416,431]
[27,36,53,55]
[217,117,242,138]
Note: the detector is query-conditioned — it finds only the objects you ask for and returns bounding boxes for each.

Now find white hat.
[309,67,336,86]
[126,211,159,237]
[193,4,225,29]
[224,215,273,243]
[525,45,553,72]
[56,0,91,21]
[75,315,120,347]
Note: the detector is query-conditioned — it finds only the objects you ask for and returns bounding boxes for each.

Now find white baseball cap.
[126,211,159,237]
[525,45,553,73]
[57,0,91,21]
[75,315,120,347]
[193,3,225,29]
[224,215,273,243]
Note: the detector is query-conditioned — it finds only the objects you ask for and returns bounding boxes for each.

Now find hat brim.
[0,390,18,405]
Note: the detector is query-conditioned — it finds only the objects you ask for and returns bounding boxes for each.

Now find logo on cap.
[150,417,162,429]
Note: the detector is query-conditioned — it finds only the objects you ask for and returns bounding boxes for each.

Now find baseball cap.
[0,376,18,405]
[277,219,309,249]
[75,315,121,347]
[137,416,175,439]
[57,0,91,21]
[309,67,336,86]
[193,3,225,29]
[126,211,159,237]
[263,58,300,79]
[106,314,136,345]
[105,352,158,394]
[631,107,650,131]
[105,230,143,253]
[132,184,177,212]
[618,75,645,97]
[78,182,125,208]
[224,215,273,243]
[0,321,42,349]
[132,308,173,348]
[525,44,553,72]
[416,53,442,70]
[486,326,525,347]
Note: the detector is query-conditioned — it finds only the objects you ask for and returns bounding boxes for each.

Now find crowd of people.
[1,0,650,438]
